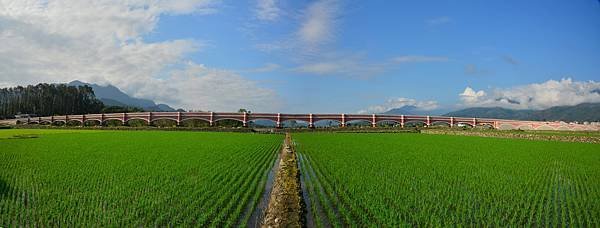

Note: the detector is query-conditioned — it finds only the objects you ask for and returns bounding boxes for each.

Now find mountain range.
[443,103,600,122]
[68,81,176,112]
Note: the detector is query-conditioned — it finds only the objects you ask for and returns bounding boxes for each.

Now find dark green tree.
[0,83,104,119]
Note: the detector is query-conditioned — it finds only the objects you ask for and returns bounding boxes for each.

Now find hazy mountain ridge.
[443,103,600,122]
[68,80,176,111]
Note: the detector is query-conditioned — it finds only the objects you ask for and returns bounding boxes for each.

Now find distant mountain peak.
[67,80,176,112]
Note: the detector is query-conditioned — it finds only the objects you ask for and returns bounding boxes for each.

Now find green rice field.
[295,133,600,227]
[1,129,599,226]
[0,129,282,226]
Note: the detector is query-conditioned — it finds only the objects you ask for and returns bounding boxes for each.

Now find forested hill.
[0,83,104,119]
[444,103,600,122]
[68,81,175,111]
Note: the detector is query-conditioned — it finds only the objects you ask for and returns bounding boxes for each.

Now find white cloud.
[252,0,340,55]
[459,87,487,104]
[0,0,282,112]
[293,54,449,78]
[459,78,600,109]
[155,63,281,112]
[358,97,439,114]
[297,0,339,49]
[292,54,386,78]
[255,0,281,21]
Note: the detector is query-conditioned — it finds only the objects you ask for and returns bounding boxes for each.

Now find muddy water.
[298,153,334,228]
[298,153,316,227]
[245,152,281,228]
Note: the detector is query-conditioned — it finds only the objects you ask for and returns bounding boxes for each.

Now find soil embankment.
[261,133,303,228]
[422,129,600,143]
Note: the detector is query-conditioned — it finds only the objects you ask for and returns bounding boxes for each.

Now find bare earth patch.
[422,129,600,143]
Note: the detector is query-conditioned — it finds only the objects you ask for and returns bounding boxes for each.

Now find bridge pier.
[372,114,376,128]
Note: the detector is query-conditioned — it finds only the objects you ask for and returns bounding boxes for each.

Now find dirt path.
[261,133,303,228]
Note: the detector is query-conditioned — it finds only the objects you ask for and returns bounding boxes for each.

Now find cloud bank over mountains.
[358,97,439,114]
[0,0,280,112]
[460,78,600,110]
[360,78,600,114]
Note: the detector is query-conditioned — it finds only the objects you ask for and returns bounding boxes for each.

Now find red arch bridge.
[18,112,599,131]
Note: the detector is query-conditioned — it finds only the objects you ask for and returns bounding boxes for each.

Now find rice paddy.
[0,129,282,226]
[295,133,600,226]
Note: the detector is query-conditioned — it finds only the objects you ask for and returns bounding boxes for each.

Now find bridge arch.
[150,118,178,127]
[249,118,278,127]
[375,120,400,127]
[180,117,211,123]
[214,117,244,122]
[83,119,102,126]
[346,119,373,127]
[126,118,150,127]
[404,120,428,127]
[214,118,244,127]
[430,121,451,127]
[281,119,309,128]
[375,119,400,124]
[126,117,149,123]
[102,119,125,127]
[51,120,67,126]
[66,119,83,124]
[313,119,342,128]
[179,118,211,127]
[151,117,179,123]
[102,118,123,123]
[455,122,475,128]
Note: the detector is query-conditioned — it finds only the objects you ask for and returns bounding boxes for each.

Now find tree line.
[0,83,104,119]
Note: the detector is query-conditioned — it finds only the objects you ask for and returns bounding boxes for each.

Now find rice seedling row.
[295,133,600,226]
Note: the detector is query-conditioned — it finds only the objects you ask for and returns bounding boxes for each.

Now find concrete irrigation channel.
[261,133,304,228]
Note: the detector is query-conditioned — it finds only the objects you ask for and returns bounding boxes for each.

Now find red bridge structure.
[18,112,600,131]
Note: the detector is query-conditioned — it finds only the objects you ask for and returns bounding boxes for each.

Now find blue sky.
[1,0,600,113]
